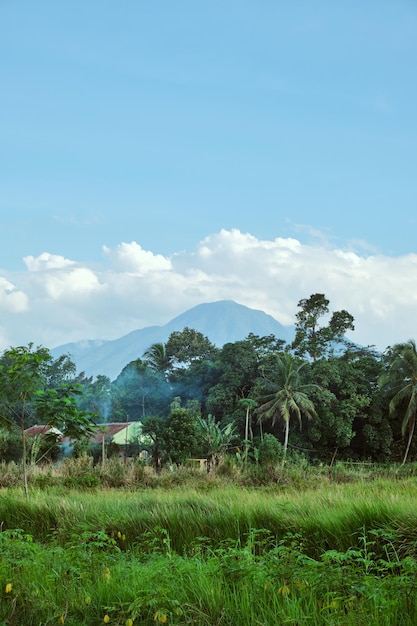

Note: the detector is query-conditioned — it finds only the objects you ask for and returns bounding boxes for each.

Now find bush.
[258,434,283,467]
[0,461,21,488]
[56,455,99,489]
[98,457,127,487]
[0,428,23,462]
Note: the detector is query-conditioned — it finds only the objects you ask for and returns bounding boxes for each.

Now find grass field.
[2,467,417,625]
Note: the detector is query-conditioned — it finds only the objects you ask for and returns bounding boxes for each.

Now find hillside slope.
[51,300,293,380]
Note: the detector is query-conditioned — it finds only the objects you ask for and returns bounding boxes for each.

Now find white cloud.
[0,229,417,352]
[43,267,102,300]
[24,252,75,271]
[0,277,28,313]
[103,242,172,275]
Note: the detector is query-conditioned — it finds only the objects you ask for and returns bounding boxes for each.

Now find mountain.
[51,300,294,381]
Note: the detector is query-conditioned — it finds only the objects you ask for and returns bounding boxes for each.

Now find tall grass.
[2,479,417,555]
[3,470,417,623]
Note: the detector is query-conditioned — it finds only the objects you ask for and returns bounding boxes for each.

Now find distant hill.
[51,300,294,380]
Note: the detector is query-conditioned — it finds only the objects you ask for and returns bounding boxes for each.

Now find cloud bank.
[0,228,416,353]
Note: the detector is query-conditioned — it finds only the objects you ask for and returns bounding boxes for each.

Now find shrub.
[0,461,21,488]
[258,434,283,467]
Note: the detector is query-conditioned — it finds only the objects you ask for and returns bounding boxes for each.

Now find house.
[24,425,64,440]
[89,422,143,445]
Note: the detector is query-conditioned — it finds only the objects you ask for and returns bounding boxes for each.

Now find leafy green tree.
[0,345,95,497]
[305,347,386,461]
[163,407,201,465]
[112,359,172,420]
[292,293,354,361]
[160,329,219,412]
[206,338,262,422]
[40,353,78,388]
[255,353,317,466]
[141,415,167,473]
[379,340,417,465]
[166,327,217,369]
[78,375,112,421]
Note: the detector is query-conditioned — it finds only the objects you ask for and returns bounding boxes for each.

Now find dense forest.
[1,293,417,469]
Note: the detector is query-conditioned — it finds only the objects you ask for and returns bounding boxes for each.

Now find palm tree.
[255,353,317,466]
[238,397,258,465]
[379,339,417,465]
[142,342,172,378]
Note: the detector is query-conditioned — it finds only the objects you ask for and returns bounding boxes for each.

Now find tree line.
[1,293,417,474]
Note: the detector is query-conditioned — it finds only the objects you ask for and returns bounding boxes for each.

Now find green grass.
[2,478,417,623]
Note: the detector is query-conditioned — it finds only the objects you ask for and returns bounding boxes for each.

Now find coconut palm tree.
[255,353,317,466]
[238,397,258,465]
[379,339,417,465]
[142,342,172,378]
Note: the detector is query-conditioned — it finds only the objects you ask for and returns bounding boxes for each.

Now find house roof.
[24,425,63,438]
[89,422,133,444]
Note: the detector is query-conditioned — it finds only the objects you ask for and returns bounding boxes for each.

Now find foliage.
[3,482,417,624]
[112,359,172,420]
[256,353,318,465]
[163,408,202,465]
[0,345,96,497]
[258,433,283,466]
[380,339,417,464]
[166,327,218,369]
[142,342,172,377]
[307,348,389,461]
[4,291,417,466]
[292,292,355,360]
[141,415,167,472]
[197,413,236,471]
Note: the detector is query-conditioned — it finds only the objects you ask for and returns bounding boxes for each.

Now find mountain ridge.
[51,300,294,380]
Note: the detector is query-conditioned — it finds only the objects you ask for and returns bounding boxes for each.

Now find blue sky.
[0,1,416,355]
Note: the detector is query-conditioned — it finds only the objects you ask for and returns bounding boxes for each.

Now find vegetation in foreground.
[2,290,417,623]
[2,472,417,625]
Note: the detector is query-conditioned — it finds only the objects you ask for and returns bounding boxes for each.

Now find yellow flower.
[59,617,65,625]
[103,567,111,580]
[126,619,134,626]
[117,531,122,539]
[103,615,110,624]
[5,583,12,594]
[122,534,126,541]
[154,611,168,623]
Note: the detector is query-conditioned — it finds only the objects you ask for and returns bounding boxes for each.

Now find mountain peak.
[51,300,293,380]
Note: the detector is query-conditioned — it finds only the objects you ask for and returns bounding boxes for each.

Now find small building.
[90,422,143,445]
[24,425,64,440]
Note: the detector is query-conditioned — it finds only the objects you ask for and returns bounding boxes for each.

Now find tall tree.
[379,340,417,465]
[143,342,172,378]
[292,293,354,361]
[112,359,172,420]
[163,407,201,465]
[0,345,95,497]
[255,353,317,465]
[166,327,217,369]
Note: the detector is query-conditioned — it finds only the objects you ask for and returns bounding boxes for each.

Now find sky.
[0,0,416,356]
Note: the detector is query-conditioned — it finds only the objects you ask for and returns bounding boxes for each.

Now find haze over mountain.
[51,300,294,380]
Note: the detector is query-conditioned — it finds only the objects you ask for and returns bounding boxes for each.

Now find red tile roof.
[24,425,63,439]
[89,423,132,444]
